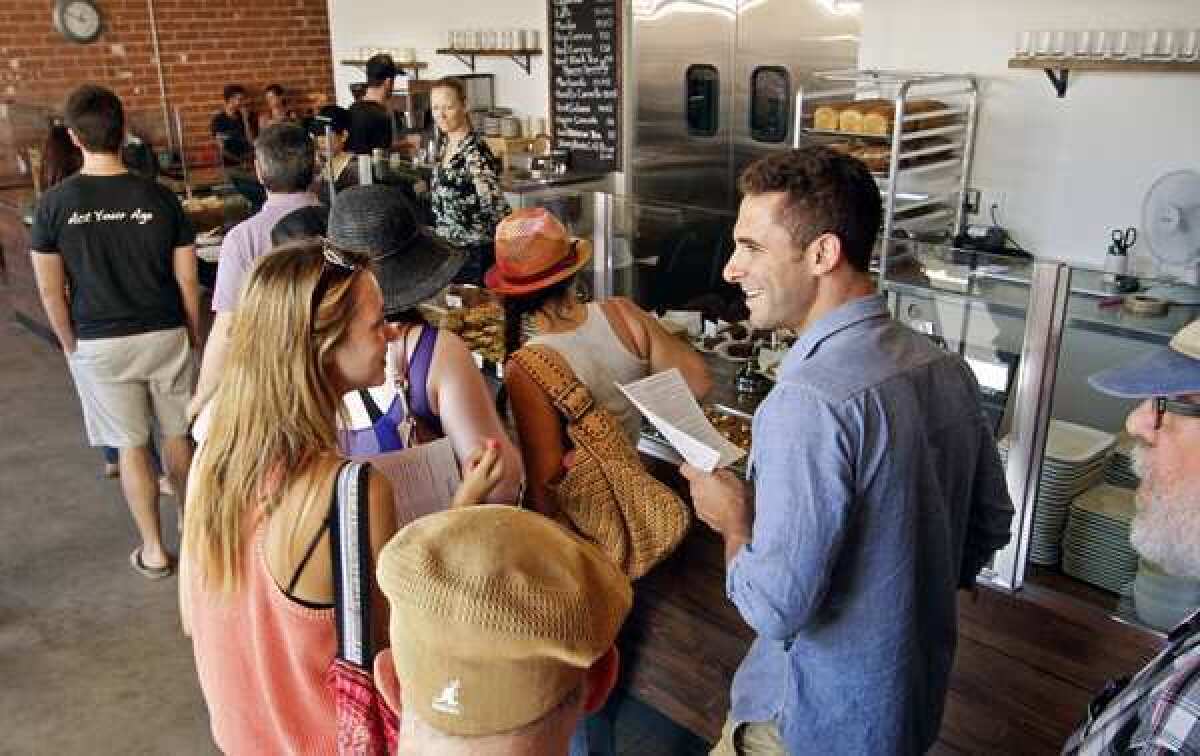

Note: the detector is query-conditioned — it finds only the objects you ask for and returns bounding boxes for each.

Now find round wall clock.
[53,0,104,45]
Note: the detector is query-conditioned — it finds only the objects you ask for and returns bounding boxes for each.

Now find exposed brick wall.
[0,0,335,170]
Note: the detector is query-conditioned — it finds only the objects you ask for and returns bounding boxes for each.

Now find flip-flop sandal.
[130,548,174,580]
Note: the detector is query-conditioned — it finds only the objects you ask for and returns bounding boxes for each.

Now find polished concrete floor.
[0,320,709,755]
[0,321,214,755]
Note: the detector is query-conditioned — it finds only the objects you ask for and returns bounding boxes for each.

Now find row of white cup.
[446,29,540,52]
[357,46,417,63]
[1015,29,1200,60]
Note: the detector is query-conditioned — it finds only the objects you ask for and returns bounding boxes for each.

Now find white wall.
[326,0,1200,270]
[860,0,1200,270]
[326,0,550,125]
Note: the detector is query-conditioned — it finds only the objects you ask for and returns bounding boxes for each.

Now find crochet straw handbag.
[510,345,690,579]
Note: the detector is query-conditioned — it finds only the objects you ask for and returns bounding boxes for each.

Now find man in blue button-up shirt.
[682,147,1014,756]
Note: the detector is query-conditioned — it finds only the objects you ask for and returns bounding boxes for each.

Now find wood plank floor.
[622,509,1165,754]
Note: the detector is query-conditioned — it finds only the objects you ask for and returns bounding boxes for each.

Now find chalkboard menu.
[547,0,620,173]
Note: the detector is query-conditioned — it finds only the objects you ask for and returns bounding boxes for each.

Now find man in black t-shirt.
[30,84,199,580]
[211,83,254,165]
[346,54,401,154]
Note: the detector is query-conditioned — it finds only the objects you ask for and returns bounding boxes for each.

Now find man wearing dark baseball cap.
[1065,319,1200,754]
[346,53,401,155]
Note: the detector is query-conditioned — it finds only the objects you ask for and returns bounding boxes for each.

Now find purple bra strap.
[408,324,442,434]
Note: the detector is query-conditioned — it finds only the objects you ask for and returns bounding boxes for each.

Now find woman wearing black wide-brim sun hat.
[328,185,524,515]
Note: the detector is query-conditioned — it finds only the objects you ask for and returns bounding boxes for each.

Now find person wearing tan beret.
[374,505,633,756]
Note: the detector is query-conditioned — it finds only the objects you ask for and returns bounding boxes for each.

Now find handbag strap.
[510,346,597,423]
[329,460,374,670]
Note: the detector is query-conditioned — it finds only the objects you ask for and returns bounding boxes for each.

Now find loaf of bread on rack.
[825,140,857,155]
[853,144,892,173]
[837,99,886,134]
[818,139,891,173]
[861,99,950,136]
[813,103,845,131]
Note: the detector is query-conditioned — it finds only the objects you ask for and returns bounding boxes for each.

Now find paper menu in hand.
[618,368,746,473]
[364,437,462,526]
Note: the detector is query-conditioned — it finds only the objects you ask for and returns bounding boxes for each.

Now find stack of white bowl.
[999,420,1114,566]
[1062,483,1138,594]
[1134,559,1200,632]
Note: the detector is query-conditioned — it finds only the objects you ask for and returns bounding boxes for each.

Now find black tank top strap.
[285,515,332,597]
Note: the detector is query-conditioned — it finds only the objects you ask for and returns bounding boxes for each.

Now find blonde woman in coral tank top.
[181,239,503,754]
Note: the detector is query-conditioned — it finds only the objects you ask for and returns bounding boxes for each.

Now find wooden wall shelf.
[435,49,543,75]
[1008,57,1200,97]
[339,60,429,79]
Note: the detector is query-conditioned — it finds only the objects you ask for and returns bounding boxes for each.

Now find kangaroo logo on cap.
[432,679,462,715]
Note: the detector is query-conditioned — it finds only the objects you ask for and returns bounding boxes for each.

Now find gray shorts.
[66,327,195,448]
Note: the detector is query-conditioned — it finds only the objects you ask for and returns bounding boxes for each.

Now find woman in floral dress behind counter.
[429,77,510,285]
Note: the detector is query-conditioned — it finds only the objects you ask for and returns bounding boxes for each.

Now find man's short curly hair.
[737,146,882,272]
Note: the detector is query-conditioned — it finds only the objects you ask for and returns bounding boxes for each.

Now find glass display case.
[878,243,1197,633]
[1016,265,1196,632]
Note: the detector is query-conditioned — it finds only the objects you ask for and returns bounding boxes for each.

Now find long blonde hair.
[185,239,371,592]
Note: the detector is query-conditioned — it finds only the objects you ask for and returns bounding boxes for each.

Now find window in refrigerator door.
[750,66,790,144]
[685,64,720,137]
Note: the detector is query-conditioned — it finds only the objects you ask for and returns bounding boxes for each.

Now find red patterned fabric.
[327,658,399,755]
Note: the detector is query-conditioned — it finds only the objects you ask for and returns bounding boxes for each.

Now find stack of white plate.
[999,420,1115,566]
[1134,560,1200,632]
[1105,432,1141,489]
[1062,484,1138,594]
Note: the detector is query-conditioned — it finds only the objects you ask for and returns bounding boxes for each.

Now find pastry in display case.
[715,341,754,363]
[703,405,752,454]
[640,402,753,474]
[419,284,507,364]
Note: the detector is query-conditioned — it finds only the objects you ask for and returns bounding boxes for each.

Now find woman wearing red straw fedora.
[485,207,711,516]
[486,207,710,756]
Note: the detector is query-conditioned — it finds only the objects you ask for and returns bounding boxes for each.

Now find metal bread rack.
[793,69,980,281]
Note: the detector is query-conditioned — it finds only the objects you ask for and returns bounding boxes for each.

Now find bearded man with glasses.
[1065,319,1200,755]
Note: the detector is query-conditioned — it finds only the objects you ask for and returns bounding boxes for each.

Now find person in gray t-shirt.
[682,147,1014,756]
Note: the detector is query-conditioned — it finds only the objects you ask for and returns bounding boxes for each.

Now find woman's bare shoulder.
[429,327,480,375]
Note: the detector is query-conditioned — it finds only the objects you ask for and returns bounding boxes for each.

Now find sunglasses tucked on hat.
[485,207,592,295]
[376,505,632,737]
[328,185,464,315]
[1089,320,1200,398]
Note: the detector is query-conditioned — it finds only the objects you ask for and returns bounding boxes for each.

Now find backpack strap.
[509,346,596,422]
[329,460,374,670]
[358,389,386,424]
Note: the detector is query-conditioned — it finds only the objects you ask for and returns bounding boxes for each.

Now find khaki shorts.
[66,327,194,448]
[710,717,785,756]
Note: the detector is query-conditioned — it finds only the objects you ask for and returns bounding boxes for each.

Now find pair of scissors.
[1111,227,1137,253]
